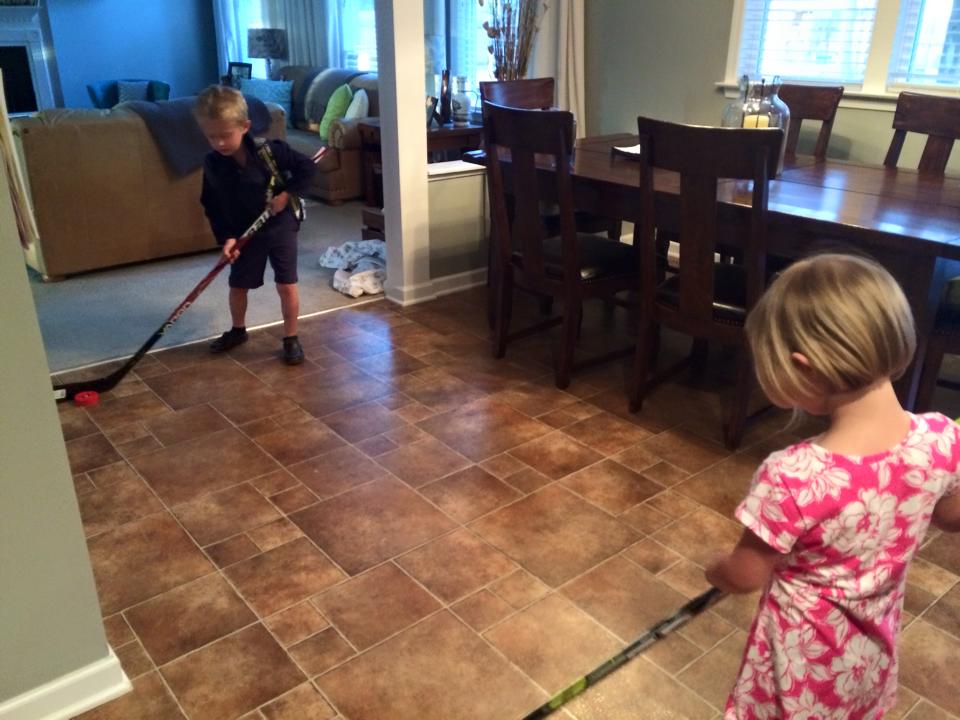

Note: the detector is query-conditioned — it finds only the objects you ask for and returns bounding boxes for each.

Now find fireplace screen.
[0,46,37,113]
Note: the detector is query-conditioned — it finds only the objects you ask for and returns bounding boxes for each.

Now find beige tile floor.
[56,288,960,720]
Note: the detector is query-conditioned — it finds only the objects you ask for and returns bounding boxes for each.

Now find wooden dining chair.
[479,78,621,240]
[884,92,960,175]
[778,83,844,160]
[628,117,783,449]
[483,101,639,388]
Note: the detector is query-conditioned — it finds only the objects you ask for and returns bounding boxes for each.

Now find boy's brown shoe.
[210,327,248,353]
[283,336,304,365]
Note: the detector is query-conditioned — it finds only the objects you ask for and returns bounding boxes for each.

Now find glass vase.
[721,74,791,174]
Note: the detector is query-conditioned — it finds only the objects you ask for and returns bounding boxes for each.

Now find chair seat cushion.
[512,234,636,281]
[657,262,747,323]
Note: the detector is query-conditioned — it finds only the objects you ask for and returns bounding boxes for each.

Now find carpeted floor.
[30,200,375,373]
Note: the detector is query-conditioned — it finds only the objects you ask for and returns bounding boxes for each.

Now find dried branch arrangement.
[480,0,549,81]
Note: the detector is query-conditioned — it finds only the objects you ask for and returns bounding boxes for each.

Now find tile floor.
[56,288,960,720]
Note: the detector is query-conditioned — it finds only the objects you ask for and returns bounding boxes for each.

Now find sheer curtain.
[263,0,327,66]
[530,0,585,135]
[212,0,266,76]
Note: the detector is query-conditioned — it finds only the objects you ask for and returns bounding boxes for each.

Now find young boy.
[194,85,316,364]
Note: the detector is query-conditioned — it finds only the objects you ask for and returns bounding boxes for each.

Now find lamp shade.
[247,28,287,60]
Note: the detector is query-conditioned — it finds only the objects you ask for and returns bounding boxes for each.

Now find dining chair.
[884,92,960,175]
[479,78,621,240]
[628,116,783,449]
[483,101,638,388]
[778,83,844,160]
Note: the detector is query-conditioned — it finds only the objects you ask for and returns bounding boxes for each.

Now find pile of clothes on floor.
[318,239,386,297]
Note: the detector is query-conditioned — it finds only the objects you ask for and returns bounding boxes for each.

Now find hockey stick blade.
[521,587,722,719]
[52,208,274,402]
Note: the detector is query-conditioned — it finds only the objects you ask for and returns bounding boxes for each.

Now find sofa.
[272,65,379,204]
[13,103,285,280]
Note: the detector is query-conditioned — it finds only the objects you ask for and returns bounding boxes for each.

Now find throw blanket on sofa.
[124,95,271,176]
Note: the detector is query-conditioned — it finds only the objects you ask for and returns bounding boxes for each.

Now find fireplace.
[0,5,54,113]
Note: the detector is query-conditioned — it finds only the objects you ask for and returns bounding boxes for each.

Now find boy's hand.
[221,238,241,264]
[270,191,289,216]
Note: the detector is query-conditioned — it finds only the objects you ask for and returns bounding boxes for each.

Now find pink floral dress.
[726,412,960,720]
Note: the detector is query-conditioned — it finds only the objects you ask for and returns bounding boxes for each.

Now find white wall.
[585,0,960,172]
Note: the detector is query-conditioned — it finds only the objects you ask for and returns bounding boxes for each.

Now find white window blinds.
[736,0,879,84]
[889,0,960,86]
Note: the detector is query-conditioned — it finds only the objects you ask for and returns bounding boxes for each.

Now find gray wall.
[585,0,960,171]
[0,161,109,700]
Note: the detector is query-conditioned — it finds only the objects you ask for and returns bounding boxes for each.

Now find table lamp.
[247,28,287,78]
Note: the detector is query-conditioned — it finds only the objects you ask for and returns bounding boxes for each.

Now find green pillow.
[319,83,353,141]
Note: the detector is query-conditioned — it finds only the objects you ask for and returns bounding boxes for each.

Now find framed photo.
[425,95,438,129]
[227,62,252,87]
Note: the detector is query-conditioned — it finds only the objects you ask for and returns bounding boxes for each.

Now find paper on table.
[611,143,642,158]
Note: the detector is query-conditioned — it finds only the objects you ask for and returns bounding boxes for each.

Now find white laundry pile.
[318,239,387,297]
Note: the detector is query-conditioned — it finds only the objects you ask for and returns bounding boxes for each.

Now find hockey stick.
[52,207,273,402]
[521,587,722,719]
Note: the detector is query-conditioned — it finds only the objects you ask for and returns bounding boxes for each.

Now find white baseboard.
[0,649,131,720]
[385,267,487,307]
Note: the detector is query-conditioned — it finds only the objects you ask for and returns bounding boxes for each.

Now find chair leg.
[556,301,581,389]
[629,315,657,412]
[492,272,513,359]
[915,334,947,412]
[690,338,709,379]
[723,350,753,450]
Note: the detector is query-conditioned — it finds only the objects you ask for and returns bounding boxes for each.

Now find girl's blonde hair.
[193,85,249,125]
[745,253,916,407]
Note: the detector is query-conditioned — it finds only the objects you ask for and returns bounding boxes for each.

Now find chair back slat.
[636,116,781,333]
[483,102,579,286]
[778,84,843,159]
[884,92,960,175]
[479,78,555,110]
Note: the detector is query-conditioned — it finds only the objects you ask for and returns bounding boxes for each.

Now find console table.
[358,118,484,206]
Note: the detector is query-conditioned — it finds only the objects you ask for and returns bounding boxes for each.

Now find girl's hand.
[270,191,289,216]
[221,238,240,264]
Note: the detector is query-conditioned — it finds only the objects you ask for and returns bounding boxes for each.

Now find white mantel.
[0,5,55,111]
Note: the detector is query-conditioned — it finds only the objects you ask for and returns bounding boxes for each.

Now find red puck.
[74,391,100,406]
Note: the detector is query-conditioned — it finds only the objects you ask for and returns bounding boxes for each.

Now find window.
[425,0,492,97]
[889,0,960,86]
[728,0,960,96]
[341,0,378,71]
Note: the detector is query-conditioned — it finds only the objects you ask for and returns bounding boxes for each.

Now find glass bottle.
[721,74,791,174]
[451,75,472,127]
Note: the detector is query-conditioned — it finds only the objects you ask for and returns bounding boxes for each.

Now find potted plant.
[479,0,549,81]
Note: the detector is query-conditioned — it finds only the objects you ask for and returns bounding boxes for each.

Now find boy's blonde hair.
[194,85,249,125]
[745,253,916,407]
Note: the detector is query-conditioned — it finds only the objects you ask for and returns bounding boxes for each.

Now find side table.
[358,118,484,206]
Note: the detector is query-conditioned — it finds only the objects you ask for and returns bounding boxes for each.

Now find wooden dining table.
[464,133,960,410]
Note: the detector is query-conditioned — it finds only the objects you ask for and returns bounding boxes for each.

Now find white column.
[374,0,433,305]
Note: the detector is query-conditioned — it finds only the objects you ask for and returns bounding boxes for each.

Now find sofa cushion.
[349,74,379,116]
[304,68,363,128]
[343,88,369,121]
[117,80,150,103]
[238,78,294,127]
[319,83,353,141]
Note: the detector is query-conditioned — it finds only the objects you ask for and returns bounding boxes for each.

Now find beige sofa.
[14,104,285,280]
[273,65,379,204]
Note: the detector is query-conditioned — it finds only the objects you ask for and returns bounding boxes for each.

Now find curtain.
[530,0,585,136]
[212,0,265,76]
[263,0,327,66]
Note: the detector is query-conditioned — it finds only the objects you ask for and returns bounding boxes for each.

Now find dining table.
[464,133,960,410]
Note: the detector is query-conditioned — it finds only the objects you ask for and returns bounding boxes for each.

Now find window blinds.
[737,0,879,84]
[889,0,960,86]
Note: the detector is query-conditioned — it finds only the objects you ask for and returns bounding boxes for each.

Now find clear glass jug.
[722,74,791,174]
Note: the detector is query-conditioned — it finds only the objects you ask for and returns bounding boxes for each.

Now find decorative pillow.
[117,80,150,103]
[319,84,353,141]
[343,88,369,121]
[238,78,294,127]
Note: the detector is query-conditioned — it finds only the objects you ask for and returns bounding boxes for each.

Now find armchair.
[86,79,171,109]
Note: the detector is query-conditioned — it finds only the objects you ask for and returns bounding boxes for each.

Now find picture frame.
[425,95,438,129]
[227,62,253,87]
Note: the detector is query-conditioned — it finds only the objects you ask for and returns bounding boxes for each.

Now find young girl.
[705,254,960,719]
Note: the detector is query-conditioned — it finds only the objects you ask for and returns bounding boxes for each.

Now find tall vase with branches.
[479,0,548,81]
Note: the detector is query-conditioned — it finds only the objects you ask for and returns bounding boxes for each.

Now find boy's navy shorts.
[228,224,298,289]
